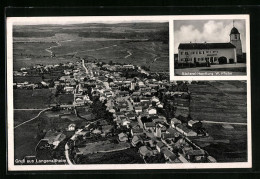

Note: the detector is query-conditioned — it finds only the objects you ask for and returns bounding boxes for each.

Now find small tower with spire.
[230,20,243,56]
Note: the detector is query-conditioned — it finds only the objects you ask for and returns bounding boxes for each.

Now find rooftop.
[178,43,236,50]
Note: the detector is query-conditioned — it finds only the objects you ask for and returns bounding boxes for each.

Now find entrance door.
[218,56,227,64]
[210,57,213,63]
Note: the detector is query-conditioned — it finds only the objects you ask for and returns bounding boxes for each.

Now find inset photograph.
[174,19,248,76]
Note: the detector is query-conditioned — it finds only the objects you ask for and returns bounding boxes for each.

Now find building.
[178,43,237,65]
[176,124,197,137]
[176,25,245,65]
[230,26,242,56]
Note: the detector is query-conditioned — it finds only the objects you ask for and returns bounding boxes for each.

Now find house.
[144,122,156,131]
[67,123,76,131]
[102,125,113,135]
[121,118,131,128]
[147,107,157,115]
[139,146,153,157]
[118,91,129,97]
[166,128,180,138]
[176,124,197,137]
[135,106,143,113]
[92,129,102,135]
[162,133,176,140]
[154,124,162,138]
[131,128,144,136]
[126,113,136,120]
[156,141,167,153]
[43,131,66,149]
[153,117,167,124]
[171,118,182,128]
[161,148,177,161]
[186,149,206,162]
[187,120,202,130]
[118,133,128,142]
[131,135,143,147]
[207,156,217,163]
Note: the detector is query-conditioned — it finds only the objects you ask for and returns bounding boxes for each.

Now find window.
[214,57,217,62]
[185,52,189,55]
[181,52,183,55]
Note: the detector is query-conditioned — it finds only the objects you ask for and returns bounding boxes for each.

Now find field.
[78,141,130,155]
[79,147,145,164]
[13,23,169,72]
[188,81,247,123]
[14,110,42,160]
[188,81,247,162]
[14,89,54,109]
[14,109,89,161]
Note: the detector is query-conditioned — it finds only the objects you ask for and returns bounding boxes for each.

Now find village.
[13,58,217,165]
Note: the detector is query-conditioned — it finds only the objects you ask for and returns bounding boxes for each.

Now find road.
[124,50,132,59]
[82,59,89,74]
[14,108,51,129]
[64,143,73,165]
[201,120,247,126]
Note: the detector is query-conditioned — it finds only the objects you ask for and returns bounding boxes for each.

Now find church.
[177,25,243,66]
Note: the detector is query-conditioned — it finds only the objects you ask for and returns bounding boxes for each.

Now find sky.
[174,19,246,53]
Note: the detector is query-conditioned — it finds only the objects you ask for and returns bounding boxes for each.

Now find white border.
[170,15,250,81]
[7,15,251,171]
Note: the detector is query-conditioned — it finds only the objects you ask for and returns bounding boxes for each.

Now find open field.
[188,81,247,123]
[188,81,247,162]
[79,147,145,164]
[14,76,42,83]
[14,110,41,127]
[78,141,130,155]
[14,89,54,109]
[14,109,89,160]
[14,111,42,160]
[13,23,169,72]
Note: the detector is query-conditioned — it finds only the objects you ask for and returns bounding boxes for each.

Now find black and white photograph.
[173,18,249,76]
[6,16,251,171]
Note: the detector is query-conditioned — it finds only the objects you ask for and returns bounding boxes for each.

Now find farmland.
[14,89,54,109]
[14,110,42,160]
[13,23,169,72]
[188,81,247,162]
[188,81,247,123]
[78,148,145,164]
[14,108,89,160]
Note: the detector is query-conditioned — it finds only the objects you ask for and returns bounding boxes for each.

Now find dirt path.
[124,50,132,59]
[14,108,51,129]
[201,120,247,126]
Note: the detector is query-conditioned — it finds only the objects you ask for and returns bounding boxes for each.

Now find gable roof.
[178,43,236,50]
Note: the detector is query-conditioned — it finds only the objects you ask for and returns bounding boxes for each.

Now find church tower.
[230,21,243,56]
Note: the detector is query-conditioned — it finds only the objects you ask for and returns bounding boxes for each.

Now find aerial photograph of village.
[174,19,247,76]
[12,20,247,166]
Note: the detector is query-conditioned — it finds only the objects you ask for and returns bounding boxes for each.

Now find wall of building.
[230,35,243,56]
[178,48,237,64]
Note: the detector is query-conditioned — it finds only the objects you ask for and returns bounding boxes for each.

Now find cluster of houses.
[63,60,216,163]
[26,59,215,164]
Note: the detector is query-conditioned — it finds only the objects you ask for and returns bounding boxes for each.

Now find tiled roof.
[178,43,236,50]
